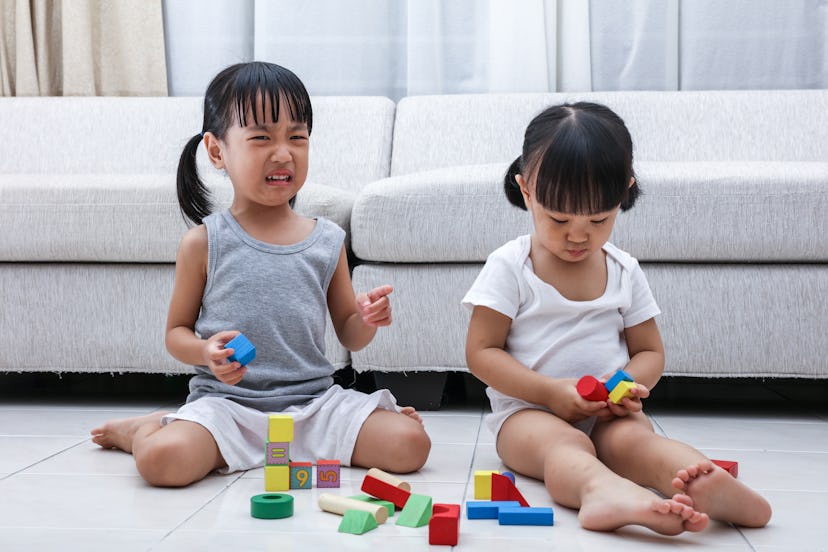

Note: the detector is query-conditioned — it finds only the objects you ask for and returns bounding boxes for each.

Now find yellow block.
[265,465,290,492]
[608,380,637,404]
[268,414,294,442]
[474,470,500,500]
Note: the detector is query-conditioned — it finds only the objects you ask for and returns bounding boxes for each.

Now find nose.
[567,222,589,244]
[270,142,291,162]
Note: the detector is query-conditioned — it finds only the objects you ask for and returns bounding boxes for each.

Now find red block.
[711,459,738,478]
[576,375,609,401]
[361,474,411,509]
[429,503,460,546]
[491,473,530,507]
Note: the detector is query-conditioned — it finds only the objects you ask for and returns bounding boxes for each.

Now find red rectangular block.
[361,474,411,509]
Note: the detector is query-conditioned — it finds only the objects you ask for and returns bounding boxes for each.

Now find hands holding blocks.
[577,369,637,404]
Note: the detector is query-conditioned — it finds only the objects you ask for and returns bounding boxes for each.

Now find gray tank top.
[187,210,345,411]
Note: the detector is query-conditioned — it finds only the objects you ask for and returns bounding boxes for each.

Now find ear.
[516,173,532,206]
[203,132,225,169]
[629,176,636,188]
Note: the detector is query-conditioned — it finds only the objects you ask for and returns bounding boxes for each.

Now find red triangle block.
[491,473,529,507]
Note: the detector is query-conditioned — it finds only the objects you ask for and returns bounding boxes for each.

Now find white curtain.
[163,0,826,99]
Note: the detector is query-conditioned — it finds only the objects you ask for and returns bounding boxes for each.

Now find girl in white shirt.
[463,102,771,535]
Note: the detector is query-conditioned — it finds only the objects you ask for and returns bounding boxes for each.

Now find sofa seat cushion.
[0,175,354,262]
[351,161,828,263]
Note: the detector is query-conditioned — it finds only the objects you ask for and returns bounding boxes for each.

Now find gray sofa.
[3,91,826,402]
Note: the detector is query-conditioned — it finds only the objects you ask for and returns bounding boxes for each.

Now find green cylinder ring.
[250,493,294,519]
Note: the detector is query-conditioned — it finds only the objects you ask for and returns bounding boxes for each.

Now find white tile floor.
[1,374,827,551]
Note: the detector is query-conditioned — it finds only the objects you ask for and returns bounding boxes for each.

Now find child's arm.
[327,246,392,351]
[165,226,246,385]
[602,317,664,415]
[466,305,607,421]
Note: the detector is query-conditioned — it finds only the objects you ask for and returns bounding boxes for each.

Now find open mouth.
[265,174,292,184]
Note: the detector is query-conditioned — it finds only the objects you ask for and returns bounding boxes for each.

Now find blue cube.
[226,333,256,366]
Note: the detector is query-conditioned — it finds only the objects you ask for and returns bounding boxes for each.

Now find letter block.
[316,459,341,488]
[429,503,460,546]
[266,442,290,465]
[289,461,312,489]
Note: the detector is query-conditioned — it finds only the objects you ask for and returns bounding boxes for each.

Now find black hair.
[504,102,639,214]
[176,62,313,225]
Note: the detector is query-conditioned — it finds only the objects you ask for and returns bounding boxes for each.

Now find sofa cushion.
[0,96,394,194]
[390,90,828,176]
[351,161,828,263]
[0,174,354,262]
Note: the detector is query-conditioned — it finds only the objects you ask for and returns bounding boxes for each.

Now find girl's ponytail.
[503,156,527,210]
[176,133,212,226]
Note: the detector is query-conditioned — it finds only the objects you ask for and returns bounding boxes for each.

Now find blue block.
[604,369,633,392]
[226,333,256,366]
[466,501,521,520]
[498,507,554,526]
[501,471,516,484]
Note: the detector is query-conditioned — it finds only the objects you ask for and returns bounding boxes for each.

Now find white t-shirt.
[462,235,660,421]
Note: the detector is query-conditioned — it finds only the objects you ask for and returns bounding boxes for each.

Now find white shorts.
[161,385,399,474]
[486,394,597,442]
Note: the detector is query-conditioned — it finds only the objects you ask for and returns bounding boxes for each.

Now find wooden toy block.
[361,468,412,509]
[712,459,739,478]
[608,379,637,404]
[429,503,460,546]
[364,468,412,491]
[490,472,530,507]
[265,442,290,465]
[498,506,554,526]
[576,375,609,401]
[348,495,395,517]
[466,501,521,520]
[396,493,433,528]
[225,333,256,366]
[338,509,379,535]
[289,461,312,489]
[473,470,499,500]
[501,471,516,484]
[268,414,294,442]
[250,493,294,519]
[605,369,634,392]
[318,493,389,524]
[316,459,341,488]
[264,465,290,492]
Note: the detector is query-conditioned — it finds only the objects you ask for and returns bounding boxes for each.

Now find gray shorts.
[161,384,399,473]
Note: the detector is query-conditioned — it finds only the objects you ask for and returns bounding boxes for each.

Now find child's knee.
[386,421,431,473]
[134,440,197,487]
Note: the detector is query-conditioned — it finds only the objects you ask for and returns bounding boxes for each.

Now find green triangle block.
[338,509,378,535]
[395,493,432,528]
[348,495,395,517]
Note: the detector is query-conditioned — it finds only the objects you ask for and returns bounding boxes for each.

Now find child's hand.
[355,285,393,327]
[204,331,247,386]
[602,383,650,418]
[552,379,609,422]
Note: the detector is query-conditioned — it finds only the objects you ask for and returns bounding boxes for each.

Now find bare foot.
[90,411,168,453]
[400,406,423,425]
[672,460,772,527]
[579,478,709,535]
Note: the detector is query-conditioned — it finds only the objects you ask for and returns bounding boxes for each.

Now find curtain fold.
[1,0,167,96]
[161,0,826,99]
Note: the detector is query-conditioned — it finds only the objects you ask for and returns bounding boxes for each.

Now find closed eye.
[591,217,609,224]
[550,217,567,224]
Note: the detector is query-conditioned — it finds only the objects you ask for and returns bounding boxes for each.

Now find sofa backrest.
[390,90,828,176]
[0,96,395,193]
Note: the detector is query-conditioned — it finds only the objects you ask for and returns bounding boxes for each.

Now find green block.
[348,495,395,517]
[338,509,379,535]
[396,493,432,528]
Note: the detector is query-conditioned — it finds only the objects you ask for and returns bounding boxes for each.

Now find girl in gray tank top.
[90,62,430,487]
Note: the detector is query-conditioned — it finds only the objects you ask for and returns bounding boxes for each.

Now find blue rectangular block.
[466,501,521,519]
[226,333,256,366]
[498,506,554,526]
[605,369,634,392]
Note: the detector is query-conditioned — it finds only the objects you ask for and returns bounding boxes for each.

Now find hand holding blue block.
[226,333,256,366]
